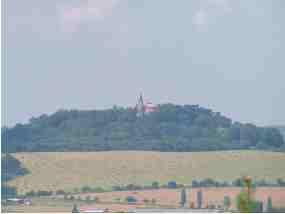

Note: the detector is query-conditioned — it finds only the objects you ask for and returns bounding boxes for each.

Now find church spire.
[136,92,145,117]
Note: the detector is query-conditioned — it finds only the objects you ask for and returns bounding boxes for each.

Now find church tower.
[136,93,145,118]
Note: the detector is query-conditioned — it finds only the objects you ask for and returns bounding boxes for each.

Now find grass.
[7,150,285,194]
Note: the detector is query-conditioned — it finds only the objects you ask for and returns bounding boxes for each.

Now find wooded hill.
[2,104,284,152]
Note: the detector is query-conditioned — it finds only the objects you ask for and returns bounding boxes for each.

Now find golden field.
[8,150,285,194]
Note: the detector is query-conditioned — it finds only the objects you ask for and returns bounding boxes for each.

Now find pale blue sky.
[2,0,285,127]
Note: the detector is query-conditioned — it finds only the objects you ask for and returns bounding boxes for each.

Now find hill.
[2,104,284,152]
[274,126,285,139]
[7,150,285,194]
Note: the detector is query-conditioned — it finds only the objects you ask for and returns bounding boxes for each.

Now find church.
[135,93,158,117]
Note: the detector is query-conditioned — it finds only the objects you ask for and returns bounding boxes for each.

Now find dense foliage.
[1,154,29,182]
[2,104,284,152]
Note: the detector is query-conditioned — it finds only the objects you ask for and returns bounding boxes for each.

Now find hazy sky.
[2,0,285,127]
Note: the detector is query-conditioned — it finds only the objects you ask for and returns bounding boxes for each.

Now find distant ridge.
[2,103,284,152]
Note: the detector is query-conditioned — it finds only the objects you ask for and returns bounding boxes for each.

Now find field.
[4,187,285,212]
[8,150,285,194]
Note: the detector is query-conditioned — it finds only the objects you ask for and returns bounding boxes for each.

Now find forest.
[2,104,284,152]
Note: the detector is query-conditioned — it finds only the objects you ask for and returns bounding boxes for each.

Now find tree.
[180,188,187,207]
[236,177,258,212]
[125,196,137,204]
[85,195,91,203]
[143,198,150,204]
[151,181,159,189]
[277,178,285,186]
[5,104,283,153]
[267,196,273,212]
[72,204,79,213]
[236,192,257,213]
[81,186,92,193]
[197,190,203,209]
[167,181,177,189]
[223,196,231,211]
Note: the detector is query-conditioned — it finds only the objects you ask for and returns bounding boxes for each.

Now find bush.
[93,196,99,202]
[56,190,66,195]
[197,190,203,209]
[277,178,285,186]
[192,180,200,187]
[25,190,36,197]
[37,190,53,196]
[125,184,142,191]
[125,196,137,203]
[151,181,159,189]
[167,181,177,189]
[223,196,231,211]
[112,186,123,191]
[232,178,243,187]
[92,187,105,193]
[2,185,17,198]
[85,195,91,202]
[81,186,92,193]
[143,198,150,204]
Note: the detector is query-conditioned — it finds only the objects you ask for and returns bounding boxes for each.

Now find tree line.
[2,104,284,152]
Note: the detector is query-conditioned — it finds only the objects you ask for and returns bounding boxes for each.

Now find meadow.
[8,150,285,194]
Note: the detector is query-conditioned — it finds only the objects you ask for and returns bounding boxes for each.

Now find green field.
[8,150,285,194]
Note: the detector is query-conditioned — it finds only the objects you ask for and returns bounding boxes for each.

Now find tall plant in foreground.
[223,195,231,211]
[180,188,187,207]
[197,190,203,209]
[236,176,259,212]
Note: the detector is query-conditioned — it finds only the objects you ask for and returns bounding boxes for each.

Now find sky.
[2,0,285,127]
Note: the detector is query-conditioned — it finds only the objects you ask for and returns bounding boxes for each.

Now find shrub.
[1,185,17,198]
[167,181,177,189]
[180,188,186,207]
[81,186,92,193]
[25,190,36,197]
[112,186,123,191]
[277,178,285,186]
[125,196,137,204]
[151,181,159,189]
[92,187,105,193]
[197,190,203,209]
[267,196,273,212]
[125,184,142,191]
[143,198,150,204]
[93,196,99,202]
[73,188,79,194]
[37,190,53,196]
[56,190,66,195]
[223,196,231,211]
[192,180,200,188]
[85,195,91,202]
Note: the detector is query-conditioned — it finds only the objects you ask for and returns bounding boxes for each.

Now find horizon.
[2,99,283,129]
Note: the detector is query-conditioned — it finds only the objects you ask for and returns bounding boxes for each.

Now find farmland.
[4,187,285,212]
[8,150,285,194]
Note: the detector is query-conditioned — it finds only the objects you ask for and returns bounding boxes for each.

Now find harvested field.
[8,150,285,194]
[75,187,285,210]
